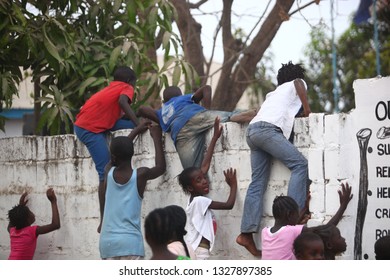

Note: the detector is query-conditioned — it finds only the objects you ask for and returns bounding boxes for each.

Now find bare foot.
[236,233,261,257]
[230,109,257,123]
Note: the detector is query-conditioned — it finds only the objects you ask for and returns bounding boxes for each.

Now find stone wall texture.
[1,77,389,260]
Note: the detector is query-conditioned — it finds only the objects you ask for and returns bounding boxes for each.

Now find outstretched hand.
[46,188,57,203]
[338,182,353,207]
[19,191,28,206]
[223,168,237,188]
[213,117,223,140]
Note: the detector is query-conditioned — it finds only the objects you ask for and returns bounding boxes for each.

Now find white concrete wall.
[0,77,389,260]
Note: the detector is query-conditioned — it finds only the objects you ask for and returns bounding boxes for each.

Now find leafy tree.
[304,18,390,113]
[1,0,323,134]
[0,0,196,134]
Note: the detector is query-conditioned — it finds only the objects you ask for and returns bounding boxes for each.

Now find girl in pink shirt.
[261,182,352,260]
[7,188,60,260]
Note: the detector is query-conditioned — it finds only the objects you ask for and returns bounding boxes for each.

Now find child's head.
[163,86,182,103]
[110,136,134,165]
[144,208,174,248]
[276,61,306,86]
[374,235,390,260]
[272,195,300,225]
[293,231,325,260]
[164,205,190,257]
[313,224,346,259]
[178,167,209,196]
[113,66,137,86]
[8,204,35,230]
[164,205,187,240]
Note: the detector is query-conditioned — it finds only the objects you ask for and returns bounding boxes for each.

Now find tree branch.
[170,0,206,85]
[289,0,320,17]
[188,0,209,9]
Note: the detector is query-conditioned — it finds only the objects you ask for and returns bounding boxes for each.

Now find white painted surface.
[1,77,389,260]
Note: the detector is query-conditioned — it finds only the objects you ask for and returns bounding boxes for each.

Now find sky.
[188,0,362,73]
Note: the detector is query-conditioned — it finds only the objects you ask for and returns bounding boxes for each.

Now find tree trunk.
[137,6,161,109]
[212,0,295,111]
[33,78,40,135]
[170,0,206,86]
[171,0,317,110]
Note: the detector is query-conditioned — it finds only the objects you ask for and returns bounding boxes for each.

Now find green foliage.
[304,20,390,113]
[0,0,196,134]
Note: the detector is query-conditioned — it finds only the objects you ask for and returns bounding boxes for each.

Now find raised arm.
[192,85,211,109]
[294,79,311,117]
[137,125,166,197]
[118,94,139,126]
[36,188,60,235]
[209,168,237,210]
[137,105,160,124]
[326,182,353,226]
[201,117,223,174]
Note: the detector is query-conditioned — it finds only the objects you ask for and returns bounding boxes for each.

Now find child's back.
[99,123,166,259]
[8,188,60,260]
[261,196,304,260]
[99,165,144,259]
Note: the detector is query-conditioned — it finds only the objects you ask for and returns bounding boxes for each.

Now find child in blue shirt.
[138,85,255,168]
[98,121,166,259]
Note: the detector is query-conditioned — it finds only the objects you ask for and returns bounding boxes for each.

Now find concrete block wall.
[0,113,357,260]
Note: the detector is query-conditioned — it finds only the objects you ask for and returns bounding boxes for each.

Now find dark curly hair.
[272,195,299,220]
[178,167,199,195]
[312,224,345,259]
[8,204,30,230]
[113,66,137,85]
[110,136,134,162]
[277,61,306,86]
[164,205,190,257]
[144,208,174,246]
[293,231,324,259]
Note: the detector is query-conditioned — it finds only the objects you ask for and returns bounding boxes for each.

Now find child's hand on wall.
[338,182,353,208]
[46,188,57,203]
[213,117,223,140]
[223,168,237,189]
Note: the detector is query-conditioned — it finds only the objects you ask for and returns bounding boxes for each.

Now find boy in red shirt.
[74,66,139,231]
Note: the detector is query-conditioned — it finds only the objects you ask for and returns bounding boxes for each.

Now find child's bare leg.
[236,232,261,257]
[97,181,105,233]
[230,110,257,123]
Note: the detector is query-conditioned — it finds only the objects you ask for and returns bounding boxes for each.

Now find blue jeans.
[240,121,308,233]
[74,119,135,182]
[175,110,232,169]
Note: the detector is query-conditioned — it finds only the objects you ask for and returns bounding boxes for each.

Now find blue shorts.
[74,120,135,182]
